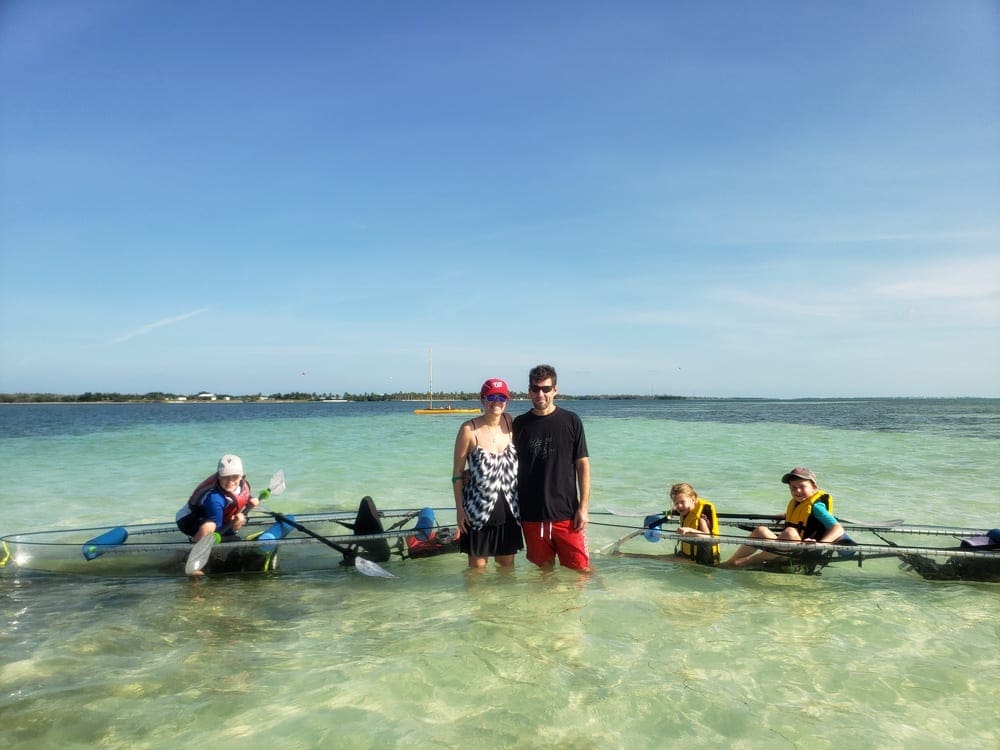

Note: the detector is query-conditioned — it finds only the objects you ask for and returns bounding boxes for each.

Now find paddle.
[184,470,287,575]
[598,507,905,530]
[254,505,395,578]
[714,514,907,531]
[595,516,666,555]
[184,531,219,575]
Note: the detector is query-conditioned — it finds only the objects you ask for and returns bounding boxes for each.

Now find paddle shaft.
[260,509,359,558]
[254,506,394,577]
[598,508,983,535]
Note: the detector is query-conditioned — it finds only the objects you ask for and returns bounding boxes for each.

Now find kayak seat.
[349,496,392,563]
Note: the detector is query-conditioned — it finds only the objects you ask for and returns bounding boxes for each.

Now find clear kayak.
[0,499,459,578]
[592,511,1000,582]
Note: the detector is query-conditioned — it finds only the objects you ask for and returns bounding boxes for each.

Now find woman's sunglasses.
[484,394,508,403]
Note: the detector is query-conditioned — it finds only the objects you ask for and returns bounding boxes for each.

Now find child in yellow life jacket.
[721,466,846,569]
[668,483,720,566]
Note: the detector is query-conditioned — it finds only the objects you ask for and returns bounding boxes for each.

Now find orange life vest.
[188,474,252,526]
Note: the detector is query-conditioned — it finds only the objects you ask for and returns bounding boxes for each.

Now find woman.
[452,378,523,569]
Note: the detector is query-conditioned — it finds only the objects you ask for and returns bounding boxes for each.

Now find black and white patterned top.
[462,441,520,530]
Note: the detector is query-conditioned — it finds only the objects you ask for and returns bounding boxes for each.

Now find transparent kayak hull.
[1,506,459,578]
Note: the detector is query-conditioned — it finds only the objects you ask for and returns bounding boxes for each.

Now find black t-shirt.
[513,407,589,522]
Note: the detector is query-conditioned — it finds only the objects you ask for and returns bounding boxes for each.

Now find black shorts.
[460,496,523,557]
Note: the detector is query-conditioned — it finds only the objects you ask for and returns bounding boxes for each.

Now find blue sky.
[1,1,997,398]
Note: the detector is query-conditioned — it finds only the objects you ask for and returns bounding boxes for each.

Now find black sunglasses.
[529,384,554,394]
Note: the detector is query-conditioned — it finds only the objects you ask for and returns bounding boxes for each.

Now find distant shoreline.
[2,394,996,405]
[0,391,679,404]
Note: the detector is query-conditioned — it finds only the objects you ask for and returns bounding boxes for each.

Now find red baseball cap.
[480,378,510,398]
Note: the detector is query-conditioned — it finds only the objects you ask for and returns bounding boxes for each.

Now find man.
[513,364,592,572]
[721,466,846,569]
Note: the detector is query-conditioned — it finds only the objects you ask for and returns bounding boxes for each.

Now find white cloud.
[873,257,1000,301]
[111,308,210,344]
[711,290,848,319]
[608,309,690,326]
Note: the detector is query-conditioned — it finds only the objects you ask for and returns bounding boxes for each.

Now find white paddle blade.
[184,534,216,575]
[256,471,286,503]
[354,557,396,578]
[259,469,285,500]
[268,470,286,496]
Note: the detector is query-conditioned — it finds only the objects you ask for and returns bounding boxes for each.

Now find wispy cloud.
[711,291,848,319]
[112,308,210,344]
[608,309,691,326]
[822,229,1000,246]
[873,257,1000,301]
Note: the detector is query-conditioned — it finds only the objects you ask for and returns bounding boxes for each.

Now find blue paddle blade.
[82,527,129,560]
[643,515,663,543]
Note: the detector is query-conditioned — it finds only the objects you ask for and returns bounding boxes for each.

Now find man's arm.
[574,456,591,530]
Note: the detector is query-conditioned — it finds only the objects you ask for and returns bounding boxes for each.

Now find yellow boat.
[413,347,481,415]
[413,405,481,415]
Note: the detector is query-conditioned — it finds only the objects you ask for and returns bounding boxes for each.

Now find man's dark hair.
[529,364,557,385]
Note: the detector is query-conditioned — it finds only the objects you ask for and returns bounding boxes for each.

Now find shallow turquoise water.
[1,400,998,749]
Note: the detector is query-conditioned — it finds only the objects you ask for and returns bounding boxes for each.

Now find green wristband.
[451,475,464,482]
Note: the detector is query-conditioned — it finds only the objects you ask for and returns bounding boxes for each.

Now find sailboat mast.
[412,348,479,414]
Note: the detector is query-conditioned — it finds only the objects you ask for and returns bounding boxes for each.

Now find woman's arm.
[452,421,475,531]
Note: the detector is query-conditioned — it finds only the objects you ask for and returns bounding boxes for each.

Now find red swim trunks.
[522,520,590,571]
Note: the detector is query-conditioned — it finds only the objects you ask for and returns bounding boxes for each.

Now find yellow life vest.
[784,491,833,538]
[678,498,720,565]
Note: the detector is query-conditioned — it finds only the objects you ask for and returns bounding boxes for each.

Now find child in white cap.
[176,454,260,542]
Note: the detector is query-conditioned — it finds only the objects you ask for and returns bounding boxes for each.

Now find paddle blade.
[643,514,664,543]
[269,470,286,495]
[354,556,396,578]
[257,470,286,502]
[184,533,217,575]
